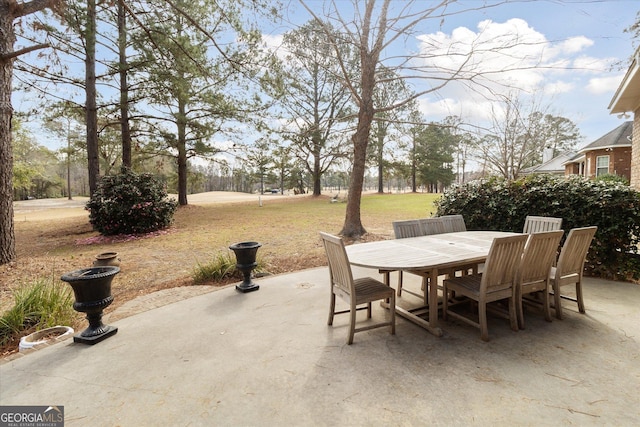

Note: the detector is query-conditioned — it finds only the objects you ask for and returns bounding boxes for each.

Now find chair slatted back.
[440,215,467,232]
[320,232,354,299]
[523,216,563,234]
[481,235,528,293]
[392,219,424,239]
[556,227,597,279]
[419,218,445,235]
[519,230,564,284]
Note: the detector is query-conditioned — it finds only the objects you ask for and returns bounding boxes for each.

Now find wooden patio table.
[345,230,520,337]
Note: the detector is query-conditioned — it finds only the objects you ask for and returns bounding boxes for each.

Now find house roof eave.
[525,151,576,172]
[577,143,632,155]
[562,154,585,166]
[609,47,640,114]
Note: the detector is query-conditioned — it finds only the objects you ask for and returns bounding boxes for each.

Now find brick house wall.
[584,147,632,181]
[632,110,640,190]
[565,163,580,175]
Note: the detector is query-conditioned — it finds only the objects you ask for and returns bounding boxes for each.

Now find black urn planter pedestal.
[61,266,120,345]
[229,241,262,293]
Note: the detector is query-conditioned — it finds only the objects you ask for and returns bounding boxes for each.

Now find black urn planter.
[229,241,261,293]
[61,266,120,345]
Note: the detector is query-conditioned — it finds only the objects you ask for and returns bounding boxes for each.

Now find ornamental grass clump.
[192,251,266,285]
[0,279,78,348]
[87,168,178,236]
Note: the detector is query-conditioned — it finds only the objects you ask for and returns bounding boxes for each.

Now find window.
[596,155,609,177]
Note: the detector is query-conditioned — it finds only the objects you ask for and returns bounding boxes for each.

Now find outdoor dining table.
[345,230,520,337]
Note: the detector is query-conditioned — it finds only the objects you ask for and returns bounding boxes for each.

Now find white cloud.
[418,93,501,124]
[572,55,615,73]
[557,36,593,54]
[260,33,288,60]
[586,74,624,94]
[411,17,614,127]
[417,97,461,118]
[415,18,555,95]
[542,81,574,95]
[215,139,236,151]
[262,34,282,48]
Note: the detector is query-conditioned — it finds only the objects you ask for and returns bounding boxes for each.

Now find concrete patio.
[1,266,639,426]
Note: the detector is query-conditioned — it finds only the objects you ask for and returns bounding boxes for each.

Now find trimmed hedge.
[435,174,640,280]
[87,168,178,236]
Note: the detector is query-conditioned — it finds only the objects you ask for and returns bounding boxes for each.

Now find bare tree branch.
[0,42,49,61]
[12,0,58,18]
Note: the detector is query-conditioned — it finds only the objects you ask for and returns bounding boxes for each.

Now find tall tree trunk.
[340,8,381,237]
[312,137,321,196]
[279,166,284,195]
[0,1,15,264]
[460,154,466,184]
[376,121,385,193]
[339,0,390,237]
[341,114,371,237]
[85,0,99,195]
[0,0,59,264]
[66,127,72,200]
[118,0,131,168]
[411,129,417,192]
[177,98,188,206]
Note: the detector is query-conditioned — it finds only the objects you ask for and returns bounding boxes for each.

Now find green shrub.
[0,279,78,347]
[436,174,640,280]
[193,251,266,284]
[595,174,629,186]
[86,168,178,235]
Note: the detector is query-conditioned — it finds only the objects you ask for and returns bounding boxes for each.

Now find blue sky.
[14,0,638,152]
[425,0,637,146]
[274,0,638,147]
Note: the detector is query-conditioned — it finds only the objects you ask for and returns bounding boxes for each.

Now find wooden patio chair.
[523,215,563,234]
[390,220,425,299]
[550,226,597,319]
[439,214,467,233]
[442,234,528,341]
[398,218,447,301]
[320,232,396,345]
[438,214,477,276]
[392,219,425,239]
[405,217,473,303]
[419,217,446,235]
[516,230,564,329]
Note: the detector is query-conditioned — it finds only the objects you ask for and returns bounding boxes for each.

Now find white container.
[18,326,74,352]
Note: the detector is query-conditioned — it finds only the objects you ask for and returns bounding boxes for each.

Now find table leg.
[429,268,439,329]
[380,268,442,337]
[382,271,390,286]
[383,270,391,304]
[400,306,443,336]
